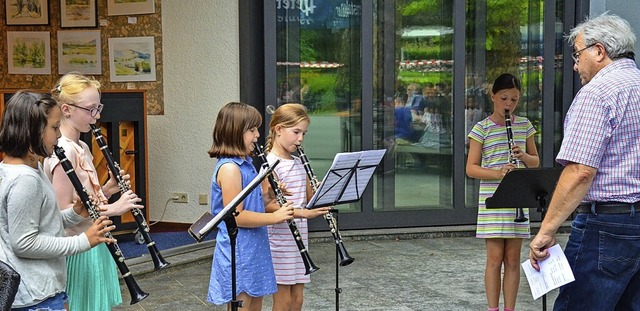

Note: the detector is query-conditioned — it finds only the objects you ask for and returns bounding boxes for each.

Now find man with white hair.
[529,12,640,310]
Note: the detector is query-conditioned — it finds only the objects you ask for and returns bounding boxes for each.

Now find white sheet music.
[521,244,575,300]
[306,149,386,208]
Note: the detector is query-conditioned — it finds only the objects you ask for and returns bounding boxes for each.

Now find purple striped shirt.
[556,58,640,203]
[266,153,311,285]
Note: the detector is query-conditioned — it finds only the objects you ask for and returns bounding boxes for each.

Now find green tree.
[13,40,29,66]
[29,41,45,68]
[399,0,530,81]
[484,0,529,80]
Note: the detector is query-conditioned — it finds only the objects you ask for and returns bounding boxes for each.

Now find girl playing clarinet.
[207,102,294,310]
[264,103,330,311]
[45,72,144,311]
[0,91,114,310]
[466,74,539,311]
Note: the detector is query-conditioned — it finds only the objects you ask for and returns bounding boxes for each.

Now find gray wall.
[590,0,640,67]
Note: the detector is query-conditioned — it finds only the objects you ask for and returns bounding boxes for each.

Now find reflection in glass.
[464,1,562,208]
[373,0,454,212]
[275,0,363,213]
[271,0,566,224]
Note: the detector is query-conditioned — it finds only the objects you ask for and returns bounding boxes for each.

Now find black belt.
[576,202,640,214]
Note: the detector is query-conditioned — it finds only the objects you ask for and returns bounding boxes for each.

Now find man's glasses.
[68,103,104,117]
[571,43,597,64]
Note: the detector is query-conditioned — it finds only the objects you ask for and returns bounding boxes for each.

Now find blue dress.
[207,157,277,305]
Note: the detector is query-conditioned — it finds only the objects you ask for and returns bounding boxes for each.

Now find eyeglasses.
[68,103,104,117]
[571,43,597,64]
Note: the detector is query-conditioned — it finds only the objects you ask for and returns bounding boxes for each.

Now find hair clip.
[56,85,62,93]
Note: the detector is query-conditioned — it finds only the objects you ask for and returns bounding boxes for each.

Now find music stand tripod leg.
[333,208,341,311]
[224,216,242,311]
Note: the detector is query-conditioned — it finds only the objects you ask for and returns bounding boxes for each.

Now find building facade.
[237,0,603,230]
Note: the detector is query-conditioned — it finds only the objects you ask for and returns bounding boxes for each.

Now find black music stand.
[188,160,279,311]
[485,167,563,311]
[307,149,386,311]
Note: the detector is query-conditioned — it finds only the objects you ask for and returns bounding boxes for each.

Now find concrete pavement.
[113,226,569,310]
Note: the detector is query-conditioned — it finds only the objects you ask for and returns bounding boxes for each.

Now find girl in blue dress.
[207,102,294,310]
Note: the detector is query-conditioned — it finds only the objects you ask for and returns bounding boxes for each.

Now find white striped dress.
[266,153,311,284]
[468,115,535,239]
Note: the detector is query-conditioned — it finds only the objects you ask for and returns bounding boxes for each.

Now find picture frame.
[7,31,51,75]
[58,30,102,75]
[5,0,49,26]
[107,0,155,16]
[108,36,156,82]
[60,0,98,28]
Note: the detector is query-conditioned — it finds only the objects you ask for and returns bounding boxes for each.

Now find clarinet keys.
[505,110,528,223]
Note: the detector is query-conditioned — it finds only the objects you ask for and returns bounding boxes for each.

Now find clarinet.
[90,124,170,271]
[54,146,149,305]
[254,143,320,275]
[505,110,527,223]
[297,146,354,266]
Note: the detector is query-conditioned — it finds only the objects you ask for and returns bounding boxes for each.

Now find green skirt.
[66,243,122,311]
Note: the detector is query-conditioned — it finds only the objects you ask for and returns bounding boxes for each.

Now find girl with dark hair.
[0,91,114,310]
[466,74,540,311]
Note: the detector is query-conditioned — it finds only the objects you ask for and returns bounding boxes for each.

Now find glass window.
[464,1,552,208]
[275,0,363,213]
[269,0,566,228]
[373,0,454,211]
[465,0,563,207]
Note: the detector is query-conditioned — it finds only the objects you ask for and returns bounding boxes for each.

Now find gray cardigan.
[0,162,90,308]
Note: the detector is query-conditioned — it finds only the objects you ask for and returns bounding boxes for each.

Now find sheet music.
[521,244,575,300]
[306,149,386,208]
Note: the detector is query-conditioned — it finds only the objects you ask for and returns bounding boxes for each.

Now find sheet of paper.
[521,244,575,300]
[306,149,386,208]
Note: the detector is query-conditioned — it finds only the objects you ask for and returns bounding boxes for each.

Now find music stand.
[188,159,279,311]
[485,167,563,311]
[307,149,386,311]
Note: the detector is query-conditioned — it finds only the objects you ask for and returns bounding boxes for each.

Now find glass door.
[267,0,567,230]
[274,0,363,221]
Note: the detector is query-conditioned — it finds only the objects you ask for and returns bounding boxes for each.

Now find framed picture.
[108,36,156,82]
[107,0,155,16]
[7,31,51,75]
[5,0,49,25]
[58,30,101,75]
[60,0,98,28]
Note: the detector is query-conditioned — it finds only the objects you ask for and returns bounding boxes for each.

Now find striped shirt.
[557,58,640,203]
[266,153,311,285]
[469,115,535,238]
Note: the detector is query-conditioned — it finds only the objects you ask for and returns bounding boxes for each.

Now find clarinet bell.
[124,276,150,305]
[304,255,320,275]
[338,244,355,266]
[514,207,528,223]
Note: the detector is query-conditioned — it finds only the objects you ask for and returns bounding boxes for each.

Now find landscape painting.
[61,0,97,28]
[58,30,101,74]
[5,0,49,25]
[7,31,51,75]
[107,0,154,16]
[108,36,156,82]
